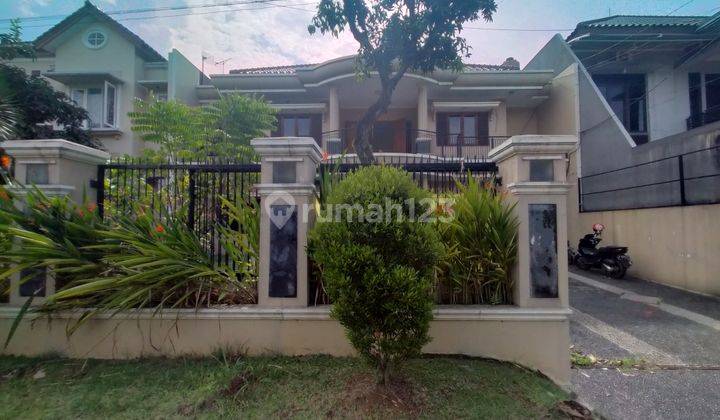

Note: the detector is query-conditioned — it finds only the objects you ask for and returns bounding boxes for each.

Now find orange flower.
[0,188,9,201]
[155,225,165,233]
[0,155,10,170]
[76,208,84,217]
[321,150,330,162]
[87,203,97,212]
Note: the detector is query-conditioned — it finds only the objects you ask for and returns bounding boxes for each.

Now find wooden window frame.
[437,112,489,146]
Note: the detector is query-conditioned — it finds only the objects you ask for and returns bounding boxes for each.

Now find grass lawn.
[0,354,570,419]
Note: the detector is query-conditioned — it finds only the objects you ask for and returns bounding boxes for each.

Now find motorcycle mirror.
[592,223,605,233]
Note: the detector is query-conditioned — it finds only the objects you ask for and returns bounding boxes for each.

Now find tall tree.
[0,19,34,60]
[0,64,95,147]
[309,0,497,163]
[130,94,276,160]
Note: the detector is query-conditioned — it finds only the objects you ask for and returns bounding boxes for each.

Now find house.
[527,12,720,295]
[197,55,572,161]
[2,1,205,156]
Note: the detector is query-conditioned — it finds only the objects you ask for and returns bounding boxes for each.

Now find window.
[279,116,312,137]
[706,73,720,111]
[71,83,119,129]
[104,81,116,127]
[437,113,489,146]
[593,74,648,145]
[687,73,720,130]
[84,30,107,49]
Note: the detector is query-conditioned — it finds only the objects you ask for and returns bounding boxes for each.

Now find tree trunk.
[354,83,396,164]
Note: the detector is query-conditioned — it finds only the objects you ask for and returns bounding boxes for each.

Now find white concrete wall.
[168,49,201,106]
[647,66,691,141]
[0,307,572,386]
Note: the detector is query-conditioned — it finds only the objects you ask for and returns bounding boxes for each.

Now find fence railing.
[320,154,498,196]
[578,144,720,212]
[96,158,261,265]
[410,129,507,162]
[316,128,507,162]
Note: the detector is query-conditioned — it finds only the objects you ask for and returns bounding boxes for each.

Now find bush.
[308,166,443,384]
[436,176,518,304]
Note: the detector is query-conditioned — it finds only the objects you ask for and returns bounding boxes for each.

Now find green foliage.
[130,94,276,160]
[0,188,109,292]
[436,176,518,304]
[309,0,497,162]
[0,64,94,147]
[0,96,19,141]
[309,166,443,384]
[0,189,260,343]
[39,207,255,334]
[0,19,34,60]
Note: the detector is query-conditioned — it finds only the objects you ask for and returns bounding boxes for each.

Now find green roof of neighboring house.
[578,15,709,28]
[568,12,720,41]
[33,1,165,62]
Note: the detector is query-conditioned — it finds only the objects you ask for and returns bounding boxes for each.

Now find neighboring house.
[527,12,720,295]
[198,56,571,160]
[2,1,204,156]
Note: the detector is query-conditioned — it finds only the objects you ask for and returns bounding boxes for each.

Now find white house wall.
[169,49,202,106]
[52,21,144,156]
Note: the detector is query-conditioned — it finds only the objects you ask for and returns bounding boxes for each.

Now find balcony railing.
[687,106,720,131]
[320,128,508,160]
[412,129,508,161]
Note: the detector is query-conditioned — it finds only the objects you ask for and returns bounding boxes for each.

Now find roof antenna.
[215,57,232,74]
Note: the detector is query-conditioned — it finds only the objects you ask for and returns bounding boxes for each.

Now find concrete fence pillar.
[0,139,109,306]
[488,135,577,308]
[251,137,322,308]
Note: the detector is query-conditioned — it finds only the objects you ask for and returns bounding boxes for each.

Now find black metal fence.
[579,144,720,212]
[320,154,498,196]
[96,158,261,264]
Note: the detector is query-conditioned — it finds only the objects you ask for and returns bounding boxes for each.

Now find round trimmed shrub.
[308,165,443,384]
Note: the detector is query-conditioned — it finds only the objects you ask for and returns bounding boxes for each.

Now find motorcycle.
[573,223,632,279]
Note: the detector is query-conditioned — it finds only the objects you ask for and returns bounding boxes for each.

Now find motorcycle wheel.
[604,260,627,279]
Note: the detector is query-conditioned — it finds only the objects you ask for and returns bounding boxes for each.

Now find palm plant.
[2,190,261,344]
[436,175,519,304]
[0,97,18,140]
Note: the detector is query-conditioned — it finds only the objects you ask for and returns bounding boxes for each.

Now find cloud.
[160,0,357,73]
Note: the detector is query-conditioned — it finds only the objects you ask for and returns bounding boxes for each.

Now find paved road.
[569,268,720,419]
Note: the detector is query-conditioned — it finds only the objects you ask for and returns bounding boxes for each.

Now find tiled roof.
[229,64,317,75]
[229,62,518,75]
[578,15,710,28]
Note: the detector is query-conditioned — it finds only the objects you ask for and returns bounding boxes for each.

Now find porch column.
[1,139,109,306]
[415,85,432,154]
[325,87,342,154]
[251,137,321,308]
[488,135,577,308]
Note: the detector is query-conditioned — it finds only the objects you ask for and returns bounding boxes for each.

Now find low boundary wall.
[0,306,571,386]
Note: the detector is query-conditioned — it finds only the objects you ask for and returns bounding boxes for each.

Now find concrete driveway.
[569,267,720,419]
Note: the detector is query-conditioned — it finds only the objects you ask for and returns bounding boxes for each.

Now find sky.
[1,0,719,74]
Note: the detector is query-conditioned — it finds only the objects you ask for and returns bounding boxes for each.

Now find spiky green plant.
[436,175,519,304]
[1,189,260,344]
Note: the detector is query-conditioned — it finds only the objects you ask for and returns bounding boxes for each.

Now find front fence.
[320,154,498,196]
[579,144,720,212]
[96,158,261,265]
